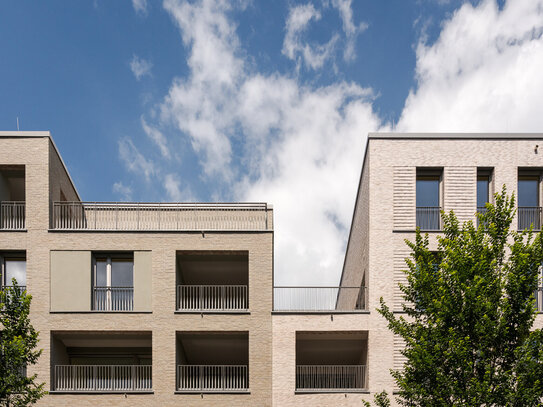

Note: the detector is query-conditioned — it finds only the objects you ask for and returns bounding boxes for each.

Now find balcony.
[0,166,25,230]
[177,365,248,392]
[92,287,134,311]
[177,285,248,312]
[51,331,152,393]
[176,332,248,393]
[296,365,366,391]
[54,365,152,392]
[273,286,367,312]
[0,201,25,230]
[518,207,541,230]
[52,202,271,231]
[176,252,249,313]
[416,206,441,230]
[296,331,368,392]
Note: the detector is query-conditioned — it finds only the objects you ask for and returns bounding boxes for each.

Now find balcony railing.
[518,207,542,230]
[273,286,367,312]
[177,365,248,392]
[52,202,271,231]
[92,287,134,311]
[53,365,152,392]
[416,206,441,230]
[535,287,543,312]
[176,285,248,312]
[296,365,367,391]
[0,201,25,230]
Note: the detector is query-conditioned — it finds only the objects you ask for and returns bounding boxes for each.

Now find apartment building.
[0,132,274,406]
[272,133,543,406]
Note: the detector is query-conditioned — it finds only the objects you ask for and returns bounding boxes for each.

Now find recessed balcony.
[176,252,249,313]
[51,332,152,393]
[296,331,368,393]
[176,332,249,393]
[0,165,25,230]
[52,202,271,231]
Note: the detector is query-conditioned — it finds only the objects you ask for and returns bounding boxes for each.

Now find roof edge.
[369,132,543,140]
[0,131,81,201]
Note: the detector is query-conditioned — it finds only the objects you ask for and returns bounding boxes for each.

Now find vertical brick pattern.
[443,167,477,224]
[393,167,416,230]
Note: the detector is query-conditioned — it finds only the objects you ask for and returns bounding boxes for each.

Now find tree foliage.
[378,187,543,406]
[0,281,46,406]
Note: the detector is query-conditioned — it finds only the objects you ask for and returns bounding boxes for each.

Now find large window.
[1,253,26,288]
[518,170,541,230]
[92,253,133,311]
[416,169,442,230]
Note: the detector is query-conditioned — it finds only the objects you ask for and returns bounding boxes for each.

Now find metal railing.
[273,286,367,311]
[54,365,152,392]
[52,202,271,231]
[518,207,542,230]
[535,287,543,312]
[416,206,441,230]
[177,365,248,392]
[92,287,134,311]
[177,285,248,311]
[296,365,367,391]
[0,201,25,230]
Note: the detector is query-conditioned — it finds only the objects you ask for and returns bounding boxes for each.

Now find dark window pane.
[477,179,489,208]
[95,260,107,286]
[111,259,133,287]
[416,179,440,207]
[5,259,26,286]
[518,179,539,207]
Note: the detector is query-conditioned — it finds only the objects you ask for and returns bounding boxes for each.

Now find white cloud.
[282,3,339,70]
[141,117,170,159]
[130,55,153,80]
[164,173,193,201]
[398,0,543,132]
[132,0,148,15]
[112,182,133,201]
[128,0,543,286]
[118,138,156,181]
[331,0,368,61]
[153,0,382,285]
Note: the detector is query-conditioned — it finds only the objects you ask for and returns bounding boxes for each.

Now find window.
[477,169,493,226]
[518,170,542,230]
[416,169,442,230]
[0,253,26,288]
[92,253,133,311]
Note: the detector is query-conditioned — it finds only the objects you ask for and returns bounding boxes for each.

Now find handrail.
[518,206,542,230]
[416,206,441,230]
[296,365,367,391]
[176,285,248,311]
[0,201,25,230]
[54,365,152,392]
[92,287,134,311]
[52,201,271,231]
[273,286,367,311]
[177,365,248,391]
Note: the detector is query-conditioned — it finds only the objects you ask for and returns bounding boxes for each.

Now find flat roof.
[0,131,81,201]
[369,132,543,140]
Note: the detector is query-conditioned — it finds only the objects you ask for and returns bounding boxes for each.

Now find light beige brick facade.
[0,132,273,406]
[5,132,543,406]
[272,133,543,406]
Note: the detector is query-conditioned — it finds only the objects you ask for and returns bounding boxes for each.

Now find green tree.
[0,281,46,406]
[377,187,543,406]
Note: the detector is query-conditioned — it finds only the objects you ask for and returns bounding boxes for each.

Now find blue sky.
[0,0,540,284]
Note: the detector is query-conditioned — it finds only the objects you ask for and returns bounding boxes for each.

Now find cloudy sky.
[1,0,541,284]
